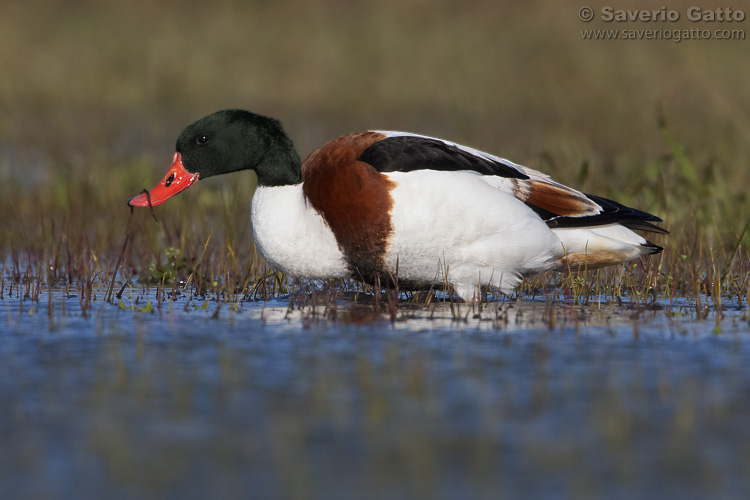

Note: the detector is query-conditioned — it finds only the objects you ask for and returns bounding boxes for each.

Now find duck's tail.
[551,223,664,271]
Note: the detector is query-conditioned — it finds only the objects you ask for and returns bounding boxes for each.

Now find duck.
[128,109,667,300]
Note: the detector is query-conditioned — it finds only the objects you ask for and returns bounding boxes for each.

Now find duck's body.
[129,110,666,299]
[251,167,559,298]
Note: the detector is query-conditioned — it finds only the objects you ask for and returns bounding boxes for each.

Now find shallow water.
[2,289,750,500]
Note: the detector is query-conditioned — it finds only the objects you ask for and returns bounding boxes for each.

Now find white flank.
[251,185,348,278]
[383,170,562,299]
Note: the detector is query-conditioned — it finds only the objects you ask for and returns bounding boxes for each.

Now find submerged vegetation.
[0,0,748,319]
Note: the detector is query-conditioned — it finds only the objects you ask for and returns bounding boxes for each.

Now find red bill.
[128,153,199,207]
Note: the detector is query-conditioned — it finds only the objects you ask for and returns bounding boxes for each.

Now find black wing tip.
[620,220,670,235]
[586,193,662,218]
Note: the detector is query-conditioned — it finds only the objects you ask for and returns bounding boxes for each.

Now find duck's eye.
[165,173,176,187]
[196,135,209,145]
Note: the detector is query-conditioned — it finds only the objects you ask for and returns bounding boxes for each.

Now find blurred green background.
[0,0,747,284]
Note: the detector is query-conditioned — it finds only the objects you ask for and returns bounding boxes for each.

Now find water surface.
[2,290,749,499]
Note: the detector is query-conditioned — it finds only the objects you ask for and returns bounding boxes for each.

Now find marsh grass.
[0,115,746,325]
[0,0,748,322]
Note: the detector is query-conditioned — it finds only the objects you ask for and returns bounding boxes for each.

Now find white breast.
[251,185,348,279]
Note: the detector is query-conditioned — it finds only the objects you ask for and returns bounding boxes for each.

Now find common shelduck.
[128,110,666,299]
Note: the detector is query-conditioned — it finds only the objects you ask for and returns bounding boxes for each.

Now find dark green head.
[177,109,302,186]
[128,110,301,207]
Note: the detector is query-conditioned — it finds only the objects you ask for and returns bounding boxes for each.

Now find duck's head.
[128,109,301,207]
